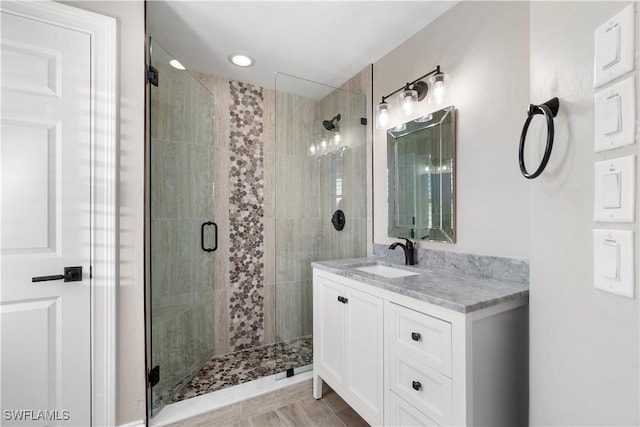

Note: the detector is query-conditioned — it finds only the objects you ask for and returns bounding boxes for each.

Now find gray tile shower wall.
[195,73,271,355]
[194,67,371,357]
[373,243,529,284]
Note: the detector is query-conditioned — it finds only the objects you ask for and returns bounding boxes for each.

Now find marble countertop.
[311,258,529,313]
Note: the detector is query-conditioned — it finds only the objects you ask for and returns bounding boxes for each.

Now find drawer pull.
[411,332,421,341]
[412,380,422,391]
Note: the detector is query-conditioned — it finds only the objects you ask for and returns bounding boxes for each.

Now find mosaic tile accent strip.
[171,337,313,402]
[228,81,266,351]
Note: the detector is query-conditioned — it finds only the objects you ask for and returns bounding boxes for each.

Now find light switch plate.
[602,171,621,208]
[594,3,635,88]
[594,75,636,152]
[594,155,635,222]
[593,229,634,298]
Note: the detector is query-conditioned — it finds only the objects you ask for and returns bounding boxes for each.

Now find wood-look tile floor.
[169,379,369,427]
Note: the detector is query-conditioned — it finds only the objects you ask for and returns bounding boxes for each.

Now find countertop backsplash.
[373,243,529,285]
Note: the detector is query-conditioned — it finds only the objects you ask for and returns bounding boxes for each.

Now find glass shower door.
[274,73,367,377]
[148,39,216,415]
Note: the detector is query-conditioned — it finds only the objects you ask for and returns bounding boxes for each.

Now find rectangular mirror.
[387,106,456,242]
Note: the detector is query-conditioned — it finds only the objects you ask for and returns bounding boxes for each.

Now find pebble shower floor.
[165,337,313,403]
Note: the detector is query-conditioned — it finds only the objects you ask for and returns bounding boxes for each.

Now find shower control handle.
[201,222,218,252]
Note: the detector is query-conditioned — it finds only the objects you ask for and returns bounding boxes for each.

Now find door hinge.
[148,365,160,388]
[147,65,158,87]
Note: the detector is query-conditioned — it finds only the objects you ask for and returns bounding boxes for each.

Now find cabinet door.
[345,286,384,422]
[315,276,345,384]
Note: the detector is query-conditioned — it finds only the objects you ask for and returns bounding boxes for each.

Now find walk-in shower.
[145,39,367,421]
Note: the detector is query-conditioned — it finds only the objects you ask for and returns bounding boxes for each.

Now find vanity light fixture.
[375,102,390,129]
[375,65,446,129]
[228,53,255,67]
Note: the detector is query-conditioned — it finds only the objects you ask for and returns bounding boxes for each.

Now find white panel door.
[1,7,91,426]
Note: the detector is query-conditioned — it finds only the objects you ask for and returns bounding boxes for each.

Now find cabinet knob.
[411,332,421,341]
[412,380,422,391]
[337,296,348,304]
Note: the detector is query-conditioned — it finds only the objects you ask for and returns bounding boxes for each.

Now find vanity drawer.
[388,391,440,427]
[389,348,452,426]
[388,302,452,376]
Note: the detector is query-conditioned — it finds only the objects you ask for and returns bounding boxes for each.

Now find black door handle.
[32,266,82,283]
[201,222,218,252]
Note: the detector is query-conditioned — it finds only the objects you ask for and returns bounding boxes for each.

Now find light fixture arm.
[380,65,442,103]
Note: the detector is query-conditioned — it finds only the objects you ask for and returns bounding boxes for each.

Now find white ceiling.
[149,1,456,93]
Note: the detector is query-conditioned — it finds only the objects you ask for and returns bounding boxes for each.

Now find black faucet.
[389,239,416,265]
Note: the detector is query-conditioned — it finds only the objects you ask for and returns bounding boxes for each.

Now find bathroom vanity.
[312,259,529,427]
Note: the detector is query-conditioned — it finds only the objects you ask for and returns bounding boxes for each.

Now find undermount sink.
[353,264,418,279]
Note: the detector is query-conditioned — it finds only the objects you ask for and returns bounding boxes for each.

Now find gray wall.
[529,2,639,425]
[61,1,147,424]
[373,1,530,259]
[373,1,639,424]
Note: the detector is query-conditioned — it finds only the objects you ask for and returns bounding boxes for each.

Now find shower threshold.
[149,369,313,426]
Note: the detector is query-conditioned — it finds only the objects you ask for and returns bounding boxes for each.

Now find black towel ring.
[519,97,559,179]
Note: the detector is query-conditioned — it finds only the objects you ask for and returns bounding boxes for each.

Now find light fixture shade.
[375,102,390,129]
[399,89,418,116]
[429,72,446,105]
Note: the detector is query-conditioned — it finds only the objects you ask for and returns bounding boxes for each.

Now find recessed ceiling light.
[228,53,255,67]
[169,59,186,70]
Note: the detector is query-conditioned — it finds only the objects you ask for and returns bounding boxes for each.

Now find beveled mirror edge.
[386,105,456,243]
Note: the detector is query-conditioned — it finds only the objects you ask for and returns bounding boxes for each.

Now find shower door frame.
[144,36,218,417]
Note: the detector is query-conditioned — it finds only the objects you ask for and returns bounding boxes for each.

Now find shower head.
[322,114,341,131]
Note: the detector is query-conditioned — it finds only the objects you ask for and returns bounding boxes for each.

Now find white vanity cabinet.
[312,265,529,427]
[313,271,384,425]
[386,302,453,426]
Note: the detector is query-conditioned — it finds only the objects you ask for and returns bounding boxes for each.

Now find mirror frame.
[387,105,456,243]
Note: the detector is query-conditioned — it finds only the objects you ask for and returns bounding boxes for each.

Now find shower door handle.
[201,221,218,252]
